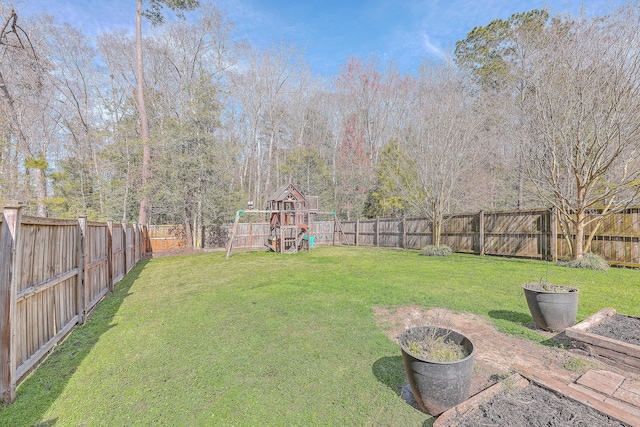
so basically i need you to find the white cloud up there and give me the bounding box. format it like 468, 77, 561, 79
422, 33, 446, 59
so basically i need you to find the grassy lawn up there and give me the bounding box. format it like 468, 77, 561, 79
1, 246, 638, 426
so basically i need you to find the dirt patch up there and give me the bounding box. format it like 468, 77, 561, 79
456, 382, 628, 426
373, 306, 610, 395
588, 314, 640, 346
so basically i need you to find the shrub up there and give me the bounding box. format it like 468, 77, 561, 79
420, 244, 452, 257
559, 252, 609, 271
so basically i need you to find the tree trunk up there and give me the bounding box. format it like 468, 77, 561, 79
573, 211, 585, 260
518, 159, 524, 210
433, 217, 441, 247
136, 0, 151, 225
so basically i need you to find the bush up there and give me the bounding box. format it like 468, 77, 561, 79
559, 252, 609, 271
420, 244, 453, 257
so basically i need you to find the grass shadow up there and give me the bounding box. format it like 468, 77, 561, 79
488, 309, 531, 326
0, 260, 148, 426
372, 356, 406, 396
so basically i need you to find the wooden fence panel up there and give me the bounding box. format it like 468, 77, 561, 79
404, 217, 431, 249
111, 224, 125, 284
134, 225, 141, 263
230, 223, 271, 250
309, 221, 334, 246
13, 217, 79, 385
555, 208, 640, 265
378, 218, 403, 248
147, 225, 187, 252
584, 209, 640, 266
0, 205, 148, 404
125, 224, 135, 273
441, 214, 477, 253
337, 221, 357, 245
85, 222, 110, 313
483, 210, 551, 259
357, 220, 376, 246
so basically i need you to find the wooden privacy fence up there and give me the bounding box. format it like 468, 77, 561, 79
147, 224, 189, 252
0, 204, 149, 403
338, 208, 640, 267
219, 207, 640, 267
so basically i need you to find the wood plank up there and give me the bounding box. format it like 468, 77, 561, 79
0, 205, 23, 403
613, 386, 640, 410
621, 378, 640, 395
569, 329, 640, 360
576, 369, 625, 396
567, 308, 617, 332
569, 382, 607, 401
15, 315, 79, 382
21, 216, 77, 226
15, 269, 79, 303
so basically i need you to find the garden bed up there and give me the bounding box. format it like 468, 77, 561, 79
566, 308, 640, 372
435, 369, 635, 427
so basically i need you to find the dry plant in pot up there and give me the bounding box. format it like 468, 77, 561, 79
522, 282, 579, 332
397, 309, 475, 416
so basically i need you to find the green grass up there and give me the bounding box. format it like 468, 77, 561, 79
1, 247, 638, 426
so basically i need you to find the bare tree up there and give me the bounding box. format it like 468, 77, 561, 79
519, 5, 640, 259
0, 6, 50, 216
229, 43, 306, 206
387, 63, 481, 246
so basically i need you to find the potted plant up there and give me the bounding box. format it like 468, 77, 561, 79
398, 324, 475, 416
522, 282, 579, 332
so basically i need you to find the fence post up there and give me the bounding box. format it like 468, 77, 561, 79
551, 207, 558, 262
133, 223, 139, 263
77, 215, 87, 324
106, 220, 114, 292
0, 203, 23, 404
355, 219, 359, 246
376, 217, 380, 247
144, 223, 150, 257
479, 211, 485, 256
122, 222, 128, 273
402, 217, 406, 249
332, 216, 336, 246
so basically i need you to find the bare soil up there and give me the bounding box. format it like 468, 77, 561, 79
456, 382, 628, 426
588, 314, 640, 346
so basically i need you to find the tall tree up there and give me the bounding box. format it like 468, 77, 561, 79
135, 0, 199, 224
454, 9, 549, 91
517, 5, 640, 259
455, 9, 550, 210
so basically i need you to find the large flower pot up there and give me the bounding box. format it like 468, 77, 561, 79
398, 326, 475, 416
522, 283, 578, 332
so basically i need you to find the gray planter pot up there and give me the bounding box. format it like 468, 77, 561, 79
398, 326, 475, 416
522, 283, 579, 332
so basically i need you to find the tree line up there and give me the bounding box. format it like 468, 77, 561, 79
1, 1, 639, 259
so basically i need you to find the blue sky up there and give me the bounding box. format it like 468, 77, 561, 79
21, 0, 623, 76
